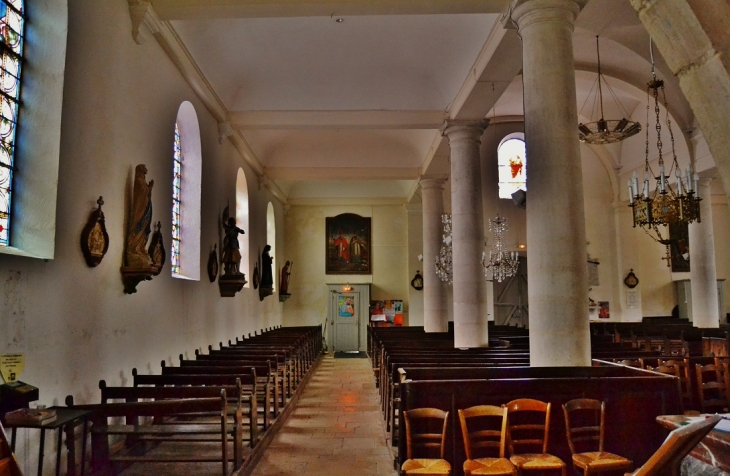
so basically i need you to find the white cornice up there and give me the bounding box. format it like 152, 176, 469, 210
229, 110, 447, 130
288, 197, 407, 207
265, 167, 420, 181
127, 1, 281, 201
151, 0, 510, 21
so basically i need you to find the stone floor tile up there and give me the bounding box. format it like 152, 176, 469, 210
250, 354, 397, 476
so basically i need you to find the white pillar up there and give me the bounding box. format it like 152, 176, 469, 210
512, 0, 591, 366
420, 178, 449, 333
443, 119, 489, 348
690, 178, 719, 328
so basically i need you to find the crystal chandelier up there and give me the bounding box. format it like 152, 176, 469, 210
434, 214, 452, 284
578, 36, 641, 145
628, 40, 701, 265
482, 215, 519, 283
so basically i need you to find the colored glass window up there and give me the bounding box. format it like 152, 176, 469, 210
498, 137, 526, 199
0, 0, 24, 246
171, 123, 181, 274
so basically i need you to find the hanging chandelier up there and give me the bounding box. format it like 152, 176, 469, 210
434, 214, 452, 284
628, 40, 701, 265
578, 36, 641, 145
482, 215, 519, 283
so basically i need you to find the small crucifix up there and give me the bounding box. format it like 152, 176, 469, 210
661, 245, 672, 268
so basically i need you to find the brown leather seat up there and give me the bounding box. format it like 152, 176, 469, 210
458, 405, 517, 476
401, 408, 451, 476
562, 398, 632, 475
505, 398, 566, 476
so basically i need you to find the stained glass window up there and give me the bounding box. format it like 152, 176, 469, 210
498, 135, 527, 199
171, 123, 182, 274
0, 0, 24, 246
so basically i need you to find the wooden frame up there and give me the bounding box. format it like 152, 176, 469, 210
325, 213, 371, 275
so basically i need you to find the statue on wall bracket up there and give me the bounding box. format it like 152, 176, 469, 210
259, 244, 274, 301
279, 260, 292, 302
80, 196, 109, 267
148, 221, 165, 275
219, 205, 247, 297
121, 164, 159, 293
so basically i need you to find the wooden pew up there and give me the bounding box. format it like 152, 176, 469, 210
71, 392, 234, 476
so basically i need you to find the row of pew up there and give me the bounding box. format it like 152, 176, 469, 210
368, 325, 684, 476
65, 325, 323, 476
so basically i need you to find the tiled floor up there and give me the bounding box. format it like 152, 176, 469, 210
251, 354, 398, 476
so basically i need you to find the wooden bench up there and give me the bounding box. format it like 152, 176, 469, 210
72, 391, 235, 476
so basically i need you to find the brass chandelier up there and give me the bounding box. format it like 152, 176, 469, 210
578, 36, 641, 145
628, 40, 701, 265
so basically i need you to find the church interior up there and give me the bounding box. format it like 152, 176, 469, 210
2, 0, 730, 475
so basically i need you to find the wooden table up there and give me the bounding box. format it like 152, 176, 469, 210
657, 414, 730, 473
6, 407, 92, 476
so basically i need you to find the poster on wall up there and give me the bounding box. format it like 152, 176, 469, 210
598, 301, 610, 319
338, 295, 355, 318
326, 213, 371, 275
371, 300, 403, 326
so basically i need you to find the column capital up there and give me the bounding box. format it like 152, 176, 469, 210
419, 175, 448, 191
441, 119, 489, 143
510, 0, 587, 30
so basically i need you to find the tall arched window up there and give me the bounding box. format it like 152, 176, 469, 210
0, 0, 24, 246
236, 168, 250, 286
266, 202, 276, 292
171, 102, 201, 280
498, 133, 526, 199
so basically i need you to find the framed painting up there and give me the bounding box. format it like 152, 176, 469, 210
326, 213, 371, 274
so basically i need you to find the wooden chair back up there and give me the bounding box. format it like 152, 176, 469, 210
458, 405, 508, 460
661, 359, 692, 406
630, 415, 720, 475
562, 398, 603, 455
403, 407, 449, 460
695, 362, 730, 413
505, 398, 550, 455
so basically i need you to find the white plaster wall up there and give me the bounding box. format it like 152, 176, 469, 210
282, 204, 409, 328
0, 1, 284, 470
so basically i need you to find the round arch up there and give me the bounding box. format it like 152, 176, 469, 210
236, 168, 250, 286
171, 101, 201, 280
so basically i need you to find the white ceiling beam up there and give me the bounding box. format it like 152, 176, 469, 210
152, 0, 510, 20
265, 167, 420, 180
229, 110, 447, 130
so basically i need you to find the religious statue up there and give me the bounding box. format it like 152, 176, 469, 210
125, 164, 154, 268
222, 216, 245, 276
147, 221, 165, 275
218, 205, 247, 297
259, 244, 274, 300
121, 164, 159, 293
280, 261, 292, 295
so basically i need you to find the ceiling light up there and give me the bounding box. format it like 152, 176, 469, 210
335, 18, 344, 23
578, 36, 641, 145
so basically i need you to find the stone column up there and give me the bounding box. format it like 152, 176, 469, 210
690, 178, 719, 328
512, 0, 591, 366
420, 177, 449, 333
443, 120, 489, 348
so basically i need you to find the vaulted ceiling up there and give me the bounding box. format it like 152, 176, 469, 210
142, 0, 694, 203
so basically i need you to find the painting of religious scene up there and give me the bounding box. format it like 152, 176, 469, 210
669, 220, 690, 272
326, 213, 371, 274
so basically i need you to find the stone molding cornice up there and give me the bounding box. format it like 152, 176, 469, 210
442, 119, 490, 143
419, 176, 448, 191
510, 0, 587, 30
126, 0, 285, 204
